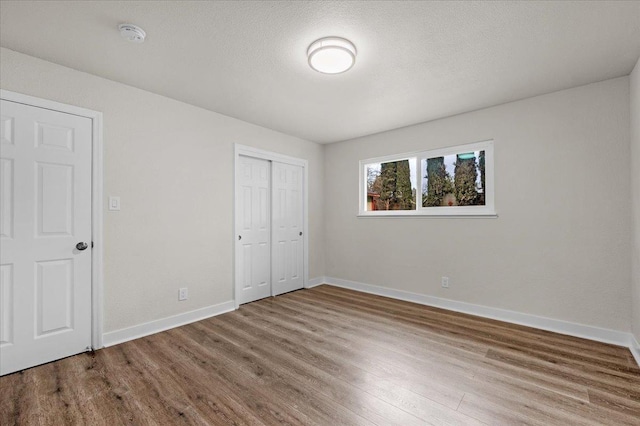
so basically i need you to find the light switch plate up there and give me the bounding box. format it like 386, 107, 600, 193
108, 196, 121, 211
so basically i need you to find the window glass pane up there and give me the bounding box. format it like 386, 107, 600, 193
366, 158, 416, 211
421, 150, 485, 207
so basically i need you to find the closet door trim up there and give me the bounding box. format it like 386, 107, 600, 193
233, 144, 308, 309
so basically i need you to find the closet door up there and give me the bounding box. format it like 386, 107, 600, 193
271, 162, 304, 296
236, 156, 271, 304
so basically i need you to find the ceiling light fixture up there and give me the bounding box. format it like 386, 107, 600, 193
118, 24, 146, 43
307, 37, 357, 74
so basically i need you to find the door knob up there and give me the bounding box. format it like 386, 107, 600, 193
76, 242, 88, 251
299, 232, 303, 236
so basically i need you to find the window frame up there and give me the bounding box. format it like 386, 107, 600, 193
358, 140, 496, 217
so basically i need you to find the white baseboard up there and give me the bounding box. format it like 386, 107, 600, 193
321, 276, 634, 349
630, 334, 640, 367
102, 301, 236, 347
100, 279, 640, 366
306, 276, 326, 289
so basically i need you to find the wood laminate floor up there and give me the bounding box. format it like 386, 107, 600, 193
1, 285, 639, 425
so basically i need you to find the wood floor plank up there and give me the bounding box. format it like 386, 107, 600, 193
144, 353, 268, 426
302, 287, 640, 388
485, 348, 640, 400
205, 312, 468, 425
181, 318, 428, 426
311, 285, 635, 370
244, 293, 627, 425
178, 327, 375, 426
239, 298, 473, 407
137, 331, 317, 426
315, 284, 632, 361
1, 285, 639, 425
588, 389, 640, 418
213, 305, 483, 424
287, 289, 592, 401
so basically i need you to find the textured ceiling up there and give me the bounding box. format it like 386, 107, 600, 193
1, 1, 639, 143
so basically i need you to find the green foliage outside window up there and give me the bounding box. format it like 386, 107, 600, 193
454, 154, 479, 206
422, 151, 485, 207
370, 159, 415, 210
362, 142, 493, 215
423, 157, 454, 207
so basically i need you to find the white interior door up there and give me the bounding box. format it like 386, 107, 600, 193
236, 156, 271, 304
272, 162, 304, 296
0, 100, 92, 376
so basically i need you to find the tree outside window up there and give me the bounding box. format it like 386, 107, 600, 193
361, 140, 494, 216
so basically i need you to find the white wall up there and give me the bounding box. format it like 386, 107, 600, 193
0, 47, 325, 333
1, 45, 635, 341
324, 77, 632, 332
631, 57, 640, 341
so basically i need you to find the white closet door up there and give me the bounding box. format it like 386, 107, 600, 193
236, 156, 271, 304
271, 162, 304, 296
0, 100, 92, 376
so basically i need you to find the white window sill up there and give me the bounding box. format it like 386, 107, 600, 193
357, 212, 498, 218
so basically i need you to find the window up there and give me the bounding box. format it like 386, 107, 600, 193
359, 140, 495, 216
365, 158, 417, 211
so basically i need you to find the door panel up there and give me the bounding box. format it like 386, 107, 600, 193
236, 156, 271, 304
291, 239, 300, 280
0, 158, 13, 238
35, 121, 75, 151
36, 259, 74, 336
37, 163, 74, 235
0, 264, 13, 346
272, 162, 304, 296
0, 99, 92, 375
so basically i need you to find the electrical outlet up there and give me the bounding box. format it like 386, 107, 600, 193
441, 277, 450, 288
179, 288, 188, 301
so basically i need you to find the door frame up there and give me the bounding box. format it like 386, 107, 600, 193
233, 144, 308, 309
1, 89, 104, 349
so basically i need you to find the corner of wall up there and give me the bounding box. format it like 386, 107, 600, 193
631, 56, 640, 346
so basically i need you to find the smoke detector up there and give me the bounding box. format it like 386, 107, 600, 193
118, 24, 146, 43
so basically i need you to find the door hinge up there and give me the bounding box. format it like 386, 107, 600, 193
91, 241, 94, 248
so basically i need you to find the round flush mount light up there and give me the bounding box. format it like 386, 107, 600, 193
307, 37, 357, 74
118, 24, 146, 43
